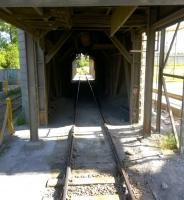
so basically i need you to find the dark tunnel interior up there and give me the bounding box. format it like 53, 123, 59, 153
46, 30, 133, 123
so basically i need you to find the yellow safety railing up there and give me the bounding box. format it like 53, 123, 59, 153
0, 98, 14, 146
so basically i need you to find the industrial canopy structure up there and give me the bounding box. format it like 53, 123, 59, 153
0, 1, 184, 151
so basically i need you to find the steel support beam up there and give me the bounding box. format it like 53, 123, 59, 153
25, 33, 39, 141
110, 6, 137, 37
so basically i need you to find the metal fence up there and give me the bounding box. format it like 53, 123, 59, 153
0, 69, 20, 84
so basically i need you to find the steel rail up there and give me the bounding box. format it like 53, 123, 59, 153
61, 77, 81, 200
85, 74, 136, 200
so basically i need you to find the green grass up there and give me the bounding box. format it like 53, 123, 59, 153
15, 112, 26, 126
159, 133, 177, 150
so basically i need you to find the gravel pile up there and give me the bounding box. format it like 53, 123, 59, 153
67, 183, 126, 199
72, 172, 114, 179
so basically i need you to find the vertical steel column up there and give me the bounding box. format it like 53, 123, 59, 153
156, 29, 165, 132
25, 33, 39, 141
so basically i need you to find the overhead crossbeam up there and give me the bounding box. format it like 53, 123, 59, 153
0, 9, 36, 36
107, 34, 132, 64
33, 7, 44, 16
1, 7, 12, 15
110, 6, 137, 37
45, 31, 72, 64
153, 8, 184, 30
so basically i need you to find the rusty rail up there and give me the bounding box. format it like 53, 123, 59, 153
86, 75, 136, 200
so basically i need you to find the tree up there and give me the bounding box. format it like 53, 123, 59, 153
0, 21, 19, 69
0, 21, 17, 44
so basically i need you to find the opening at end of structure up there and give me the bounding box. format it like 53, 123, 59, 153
72, 53, 95, 81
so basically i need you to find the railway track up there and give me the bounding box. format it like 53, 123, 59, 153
60, 76, 135, 200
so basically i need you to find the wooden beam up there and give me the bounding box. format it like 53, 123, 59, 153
153, 88, 182, 101
156, 29, 165, 133
163, 22, 180, 67
73, 14, 146, 29
156, 23, 180, 133
1, 7, 12, 15
110, 6, 137, 37
180, 80, 184, 153
143, 9, 156, 136
93, 44, 114, 49
45, 31, 72, 64
59, 47, 74, 63
107, 34, 132, 64
1, 0, 184, 6
163, 77, 179, 149
25, 33, 39, 141
106, 7, 112, 15
153, 8, 184, 30
33, 7, 44, 16
36, 43, 48, 126
163, 73, 184, 80
0, 10, 38, 37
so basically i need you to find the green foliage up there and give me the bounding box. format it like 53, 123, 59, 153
159, 133, 177, 150
0, 21, 17, 44
75, 54, 90, 75
0, 21, 19, 69
8, 87, 21, 97
16, 112, 26, 126
0, 49, 6, 68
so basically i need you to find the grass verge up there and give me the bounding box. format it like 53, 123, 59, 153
159, 133, 177, 150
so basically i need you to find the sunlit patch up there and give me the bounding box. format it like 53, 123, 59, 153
72, 53, 95, 81
74, 126, 102, 138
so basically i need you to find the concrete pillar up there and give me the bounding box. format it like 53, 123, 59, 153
25, 33, 39, 141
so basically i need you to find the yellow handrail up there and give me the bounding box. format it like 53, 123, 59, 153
0, 97, 14, 146
3, 80, 8, 96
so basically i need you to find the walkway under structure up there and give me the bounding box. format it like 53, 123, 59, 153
0, 3, 184, 151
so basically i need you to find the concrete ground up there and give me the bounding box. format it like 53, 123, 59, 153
0, 97, 184, 200
0, 98, 73, 200
109, 125, 184, 200
0, 126, 71, 200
